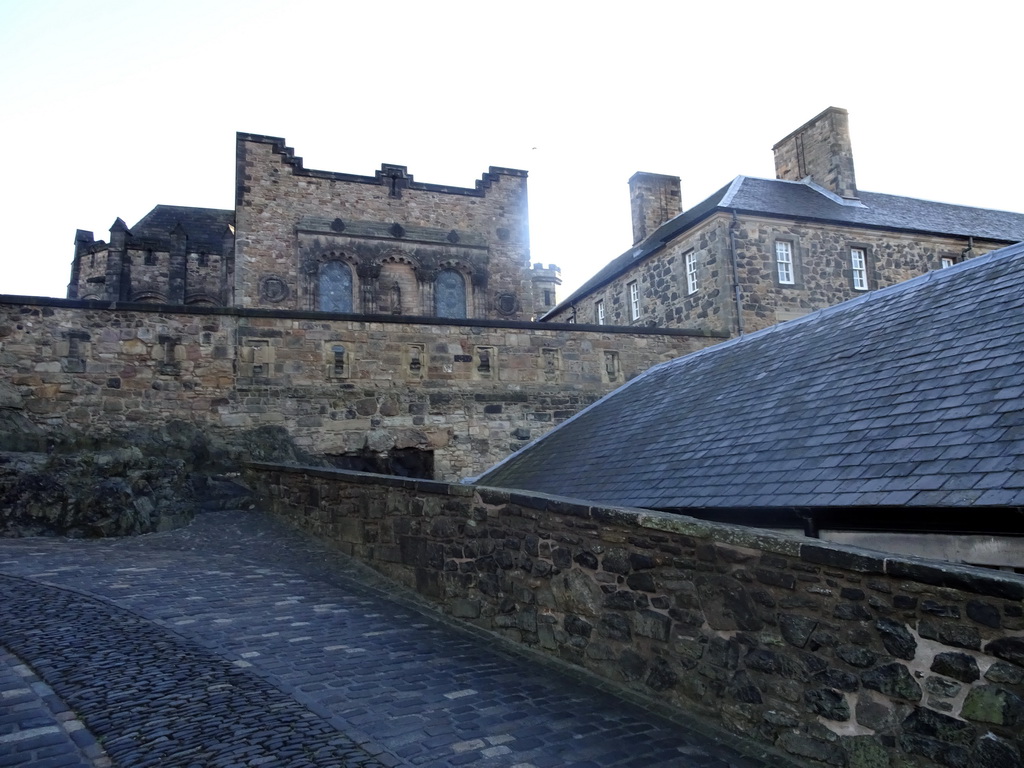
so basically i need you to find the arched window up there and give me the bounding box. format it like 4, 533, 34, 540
319, 261, 353, 313
435, 269, 466, 318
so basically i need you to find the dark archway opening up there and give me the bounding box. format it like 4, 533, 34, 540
324, 449, 434, 479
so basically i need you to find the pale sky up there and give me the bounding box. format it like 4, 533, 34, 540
1, 0, 1021, 300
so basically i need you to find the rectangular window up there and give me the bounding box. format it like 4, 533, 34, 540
941, 257, 956, 269
628, 281, 640, 321
685, 251, 698, 294
776, 242, 794, 285
596, 300, 605, 325
851, 247, 868, 291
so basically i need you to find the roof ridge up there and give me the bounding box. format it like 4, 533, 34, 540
718, 176, 746, 208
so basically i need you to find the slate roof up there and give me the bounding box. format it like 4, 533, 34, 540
130, 205, 234, 254
543, 177, 1024, 319
478, 241, 1024, 514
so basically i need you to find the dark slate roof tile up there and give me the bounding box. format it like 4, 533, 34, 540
478, 242, 1024, 516
130, 205, 234, 254
938, 490, 988, 506
910, 490, 958, 506
973, 489, 1023, 505
940, 475, 982, 491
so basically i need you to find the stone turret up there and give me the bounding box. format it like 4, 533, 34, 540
628, 172, 682, 246
67, 230, 95, 299
530, 263, 561, 317
773, 106, 858, 200
106, 218, 130, 302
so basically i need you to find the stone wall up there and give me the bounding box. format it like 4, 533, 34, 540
0, 296, 716, 480
548, 212, 1005, 336
249, 465, 1024, 768
235, 134, 536, 319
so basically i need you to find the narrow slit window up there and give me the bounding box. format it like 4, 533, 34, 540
332, 345, 346, 378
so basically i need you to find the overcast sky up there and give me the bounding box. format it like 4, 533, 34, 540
1, 0, 1021, 300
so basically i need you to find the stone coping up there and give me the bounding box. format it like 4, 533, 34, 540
246, 462, 1024, 602
0, 295, 729, 338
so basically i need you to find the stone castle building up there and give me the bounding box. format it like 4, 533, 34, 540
18, 133, 711, 481
544, 107, 1024, 334
36, 110, 1024, 482
69, 133, 561, 321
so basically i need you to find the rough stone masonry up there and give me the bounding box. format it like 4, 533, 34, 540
250, 465, 1024, 768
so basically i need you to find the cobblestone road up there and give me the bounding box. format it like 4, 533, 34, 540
0, 510, 795, 768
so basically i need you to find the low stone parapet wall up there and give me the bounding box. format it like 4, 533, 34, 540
247, 463, 1024, 768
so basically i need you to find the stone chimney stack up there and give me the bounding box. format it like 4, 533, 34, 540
628, 172, 682, 246
773, 107, 858, 199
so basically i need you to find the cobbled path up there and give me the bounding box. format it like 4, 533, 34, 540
0, 510, 795, 768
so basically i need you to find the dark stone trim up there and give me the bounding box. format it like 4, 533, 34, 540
885, 559, 1024, 601
800, 543, 886, 574
0, 294, 726, 339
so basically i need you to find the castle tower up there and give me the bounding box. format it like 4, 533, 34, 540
530, 263, 561, 318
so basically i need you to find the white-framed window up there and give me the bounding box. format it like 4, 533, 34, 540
685, 251, 698, 294
775, 241, 794, 285
851, 247, 868, 291
628, 281, 640, 321
941, 256, 956, 269
596, 300, 605, 325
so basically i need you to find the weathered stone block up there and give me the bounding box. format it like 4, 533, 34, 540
972, 734, 1023, 768
861, 663, 922, 702
961, 686, 1024, 726
842, 735, 890, 768
450, 599, 481, 619
967, 600, 1002, 629
919, 619, 981, 651
805, 688, 850, 721
778, 732, 846, 766
837, 644, 878, 668
985, 662, 1024, 685
926, 676, 963, 699
986, 637, 1024, 667
632, 610, 671, 642
931, 652, 980, 683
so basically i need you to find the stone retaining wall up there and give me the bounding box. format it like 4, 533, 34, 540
0, 297, 716, 479
248, 464, 1024, 768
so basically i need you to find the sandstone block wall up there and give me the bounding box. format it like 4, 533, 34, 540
235, 135, 535, 319
548, 212, 1004, 336
0, 297, 716, 479
250, 465, 1024, 768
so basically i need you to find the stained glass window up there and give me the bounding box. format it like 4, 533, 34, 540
435, 269, 466, 318
319, 261, 352, 313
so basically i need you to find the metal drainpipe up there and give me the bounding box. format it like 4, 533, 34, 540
799, 511, 820, 538
728, 212, 745, 337
962, 236, 974, 261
